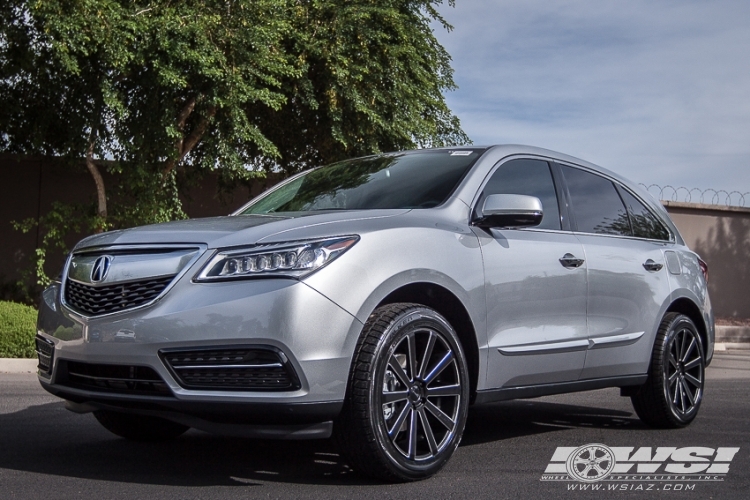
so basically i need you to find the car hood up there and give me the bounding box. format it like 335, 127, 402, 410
73, 210, 411, 251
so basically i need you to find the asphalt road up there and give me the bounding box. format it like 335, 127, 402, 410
1, 352, 749, 499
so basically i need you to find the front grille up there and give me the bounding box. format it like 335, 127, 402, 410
161, 347, 300, 391
60, 361, 172, 396
35, 336, 55, 375
64, 275, 175, 316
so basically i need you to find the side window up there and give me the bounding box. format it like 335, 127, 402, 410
618, 187, 670, 241
478, 159, 561, 230
561, 166, 631, 236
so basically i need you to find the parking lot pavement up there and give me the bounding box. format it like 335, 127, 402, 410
1, 351, 748, 499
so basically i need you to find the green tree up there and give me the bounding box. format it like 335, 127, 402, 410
0, 0, 468, 287
251, 0, 469, 174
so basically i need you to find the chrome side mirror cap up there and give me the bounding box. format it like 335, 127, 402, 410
474, 194, 544, 229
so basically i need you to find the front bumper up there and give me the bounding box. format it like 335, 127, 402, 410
36, 272, 363, 431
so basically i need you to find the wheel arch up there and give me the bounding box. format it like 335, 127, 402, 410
665, 297, 709, 357
376, 282, 481, 403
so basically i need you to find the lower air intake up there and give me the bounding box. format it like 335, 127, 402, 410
61, 361, 173, 396
35, 336, 55, 375
160, 347, 300, 391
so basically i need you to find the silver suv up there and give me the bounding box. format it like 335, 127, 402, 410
36, 145, 714, 482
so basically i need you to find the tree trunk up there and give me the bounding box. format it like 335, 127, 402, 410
85, 138, 107, 232
163, 96, 216, 180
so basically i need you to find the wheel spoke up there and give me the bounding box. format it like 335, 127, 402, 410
418, 408, 439, 455
419, 331, 436, 380
678, 331, 687, 360
425, 400, 455, 430
407, 333, 418, 382
382, 390, 409, 404
426, 383, 462, 398
668, 370, 679, 383
387, 402, 411, 438
683, 381, 696, 406
408, 408, 418, 459
679, 380, 687, 413
684, 372, 702, 388
388, 356, 411, 386
424, 351, 455, 385
681, 337, 696, 363
684, 356, 702, 370
672, 381, 680, 405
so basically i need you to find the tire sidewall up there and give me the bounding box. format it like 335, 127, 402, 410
368, 307, 470, 479
659, 315, 705, 425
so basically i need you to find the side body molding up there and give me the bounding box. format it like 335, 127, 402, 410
498, 331, 645, 356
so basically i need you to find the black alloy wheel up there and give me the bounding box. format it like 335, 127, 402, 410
631, 312, 705, 428
335, 303, 470, 482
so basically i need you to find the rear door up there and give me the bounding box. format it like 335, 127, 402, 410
557, 164, 672, 379
476, 158, 588, 389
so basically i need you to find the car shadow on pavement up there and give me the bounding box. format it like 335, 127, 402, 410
1, 397, 641, 487
462, 398, 642, 446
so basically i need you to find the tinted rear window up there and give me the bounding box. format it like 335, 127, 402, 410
561, 166, 630, 236
618, 187, 670, 240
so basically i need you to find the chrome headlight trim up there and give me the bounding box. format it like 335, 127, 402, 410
194, 235, 360, 282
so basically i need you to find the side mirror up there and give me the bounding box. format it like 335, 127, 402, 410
473, 194, 543, 229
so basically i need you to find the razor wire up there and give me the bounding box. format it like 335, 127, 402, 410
640, 184, 749, 207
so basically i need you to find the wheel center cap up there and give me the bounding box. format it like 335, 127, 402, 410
408, 385, 423, 404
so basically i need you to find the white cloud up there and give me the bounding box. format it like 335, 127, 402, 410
435, 0, 750, 194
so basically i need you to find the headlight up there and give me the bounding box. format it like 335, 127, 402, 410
195, 235, 359, 281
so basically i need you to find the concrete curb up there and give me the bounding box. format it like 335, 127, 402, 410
715, 325, 750, 343
714, 343, 750, 351
0, 359, 38, 374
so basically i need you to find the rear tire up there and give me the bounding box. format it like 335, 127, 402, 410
94, 410, 189, 441
334, 303, 470, 482
631, 313, 705, 428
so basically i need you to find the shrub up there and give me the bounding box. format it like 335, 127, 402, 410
0, 301, 38, 358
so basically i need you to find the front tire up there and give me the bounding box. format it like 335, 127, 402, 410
335, 303, 470, 482
631, 313, 705, 428
94, 410, 189, 441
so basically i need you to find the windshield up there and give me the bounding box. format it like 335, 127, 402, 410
241, 149, 485, 214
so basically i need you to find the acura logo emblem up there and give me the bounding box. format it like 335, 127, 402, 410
90, 255, 113, 283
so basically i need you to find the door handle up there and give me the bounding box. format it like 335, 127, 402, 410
643, 259, 663, 272
559, 253, 585, 268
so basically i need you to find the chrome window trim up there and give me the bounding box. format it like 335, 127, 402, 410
569, 230, 676, 245
60, 243, 207, 320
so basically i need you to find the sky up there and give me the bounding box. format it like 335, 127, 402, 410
433, 0, 750, 201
